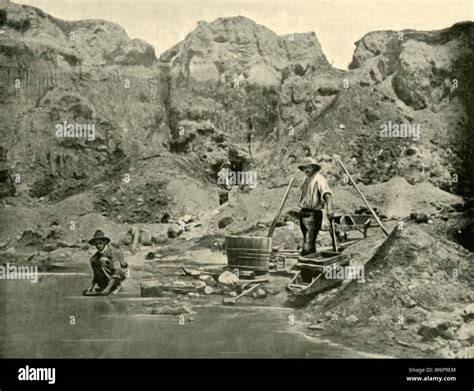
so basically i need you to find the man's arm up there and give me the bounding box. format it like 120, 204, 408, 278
83, 255, 97, 295
317, 174, 334, 220
324, 193, 334, 221
100, 248, 124, 295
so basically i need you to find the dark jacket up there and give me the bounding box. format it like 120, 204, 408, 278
90, 246, 128, 282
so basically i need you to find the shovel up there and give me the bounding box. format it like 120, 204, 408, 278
222, 283, 261, 306
267, 177, 295, 238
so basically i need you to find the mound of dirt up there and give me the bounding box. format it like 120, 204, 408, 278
357, 177, 463, 219
0, 193, 125, 248
307, 224, 473, 357
196, 174, 463, 240
0, 203, 37, 237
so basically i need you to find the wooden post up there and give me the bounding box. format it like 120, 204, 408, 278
336, 159, 389, 236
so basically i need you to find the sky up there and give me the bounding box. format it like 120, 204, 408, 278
14, 0, 474, 69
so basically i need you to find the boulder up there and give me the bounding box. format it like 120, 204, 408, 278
41, 243, 58, 252
457, 323, 474, 342
167, 224, 184, 238
152, 234, 168, 245
400, 296, 417, 308
180, 215, 194, 224
161, 213, 171, 223
194, 280, 207, 293
406, 146, 419, 156
204, 286, 214, 295
418, 313, 462, 341
461, 304, 474, 321
121, 237, 132, 246
218, 217, 234, 229
139, 229, 152, 246
151, 305, 192, 316
252, 288, 268, 299
415, 213, 429, 223
265, 286, 280, 296
345, 314, 360, 325
218, 271, 239, 287
199, 274, 217, 287
140, 281, 164, 297
317, 86, 339, 96
410, 212, 429, 223
145, 252, 155, 260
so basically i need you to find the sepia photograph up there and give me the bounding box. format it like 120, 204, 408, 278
0, 0, 473, 385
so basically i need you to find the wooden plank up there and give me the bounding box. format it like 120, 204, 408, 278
268, 177, 295, 238
228, 265, 268, 272
298, 254, 348, 266
297, 258, 350, 273
226, 248, 272, 253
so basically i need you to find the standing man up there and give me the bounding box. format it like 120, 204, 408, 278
83, 230, 128, 296
246, 117, 254, 158
297, 157, 334, 256
217, 161, 232, 205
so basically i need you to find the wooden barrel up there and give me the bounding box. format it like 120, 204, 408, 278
224, 236, 272, 273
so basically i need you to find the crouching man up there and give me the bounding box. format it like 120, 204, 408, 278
83, 230, 128, 296
297, 157, 334, 256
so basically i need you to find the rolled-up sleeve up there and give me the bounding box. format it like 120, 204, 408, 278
317, 175, 332, 199
107, 248, 126, 279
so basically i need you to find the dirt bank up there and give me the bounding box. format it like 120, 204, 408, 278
300, 223, 473, 358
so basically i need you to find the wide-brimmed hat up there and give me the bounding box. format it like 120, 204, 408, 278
297, 157, 321, 171
89, 230, 111, 246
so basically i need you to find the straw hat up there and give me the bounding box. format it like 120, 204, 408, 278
297, 157, 321, 171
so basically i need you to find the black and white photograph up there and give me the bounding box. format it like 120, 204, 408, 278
0, 0, 473, 386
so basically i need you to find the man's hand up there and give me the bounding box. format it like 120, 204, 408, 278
83, 286, 93, 296
101, 278, 118, 296
83, 278, 96, 296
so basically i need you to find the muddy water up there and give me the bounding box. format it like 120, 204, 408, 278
0, 274, 366, 358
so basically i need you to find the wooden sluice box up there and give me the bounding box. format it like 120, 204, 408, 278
286, 251, 351, 297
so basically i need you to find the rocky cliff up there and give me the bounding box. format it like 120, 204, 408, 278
0, 2, 472, 214
0, 3, 165, 201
